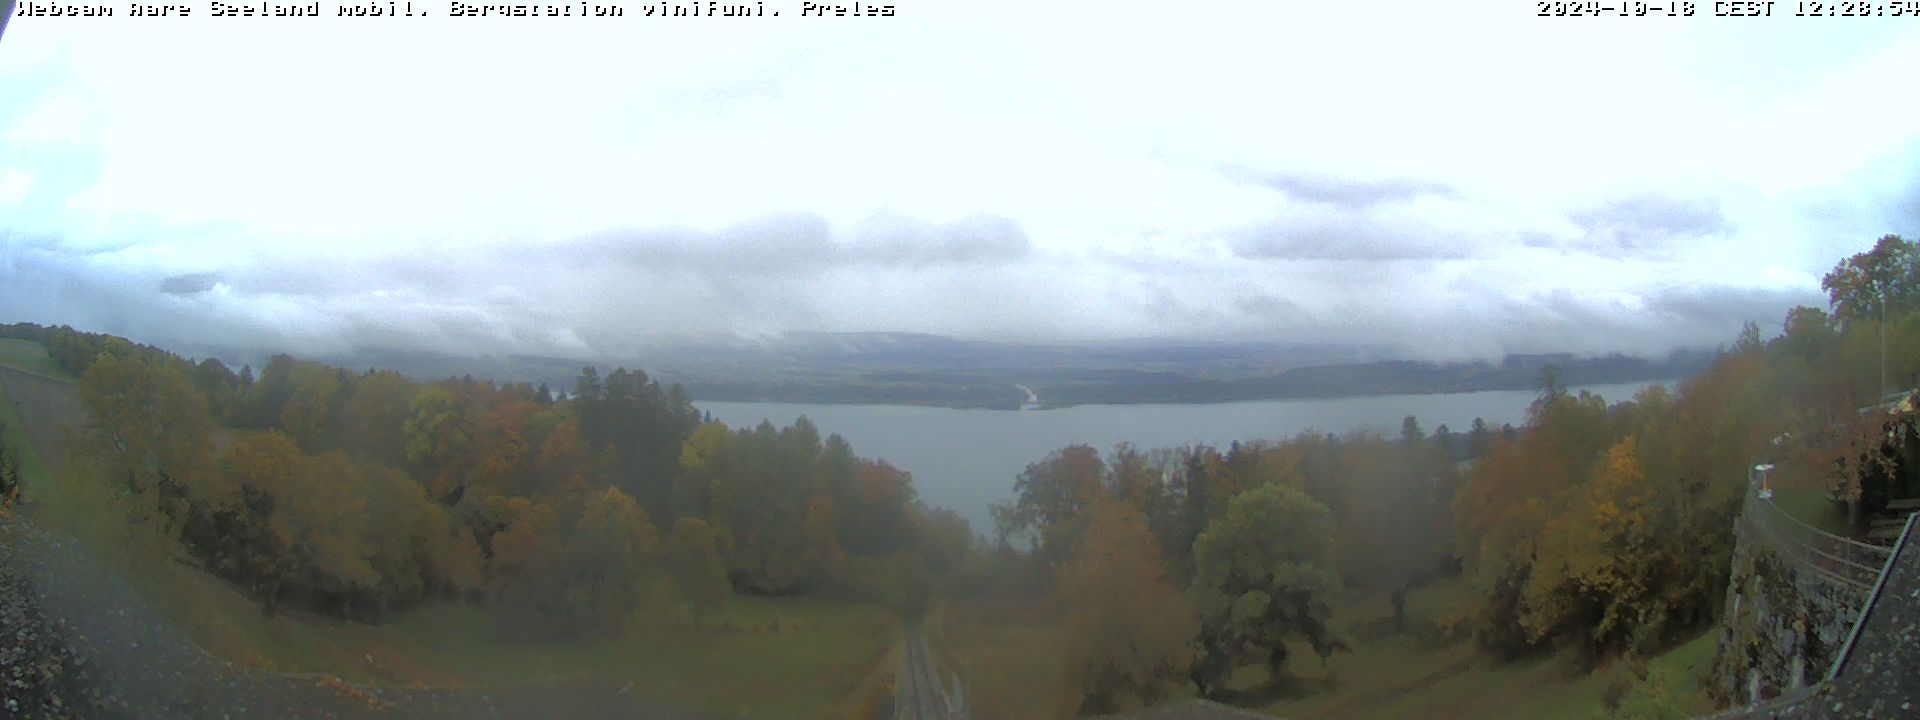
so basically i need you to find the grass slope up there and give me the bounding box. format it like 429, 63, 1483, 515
946, 577, 1723, 720
942, 598, 1075, 720
138, 556, 897, 718
99, 532, 897, 717
46, 463, 900, 719
0, 338, 75, 381
0, 372, 53, 498
0, 340, 84, 490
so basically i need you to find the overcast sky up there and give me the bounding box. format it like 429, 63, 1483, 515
2, 2, 1917, 362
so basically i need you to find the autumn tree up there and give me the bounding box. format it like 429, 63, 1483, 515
278, 451, 380, 601
404, 385, 478, 503
1522, 437, 1677, 654
572, 367, 701, 520
1105, 442, 1159, 509
1058, 498, 1196, 714
1400, 415, 1424, 444
216, 431, 304, 596
1433, 423, 1461, 460
994, 444, 1106, 561
1159, 444, 1223, 581
1466, 417, 1493, 460
841, 459, 916, 557
358, 459, 483, 612
1821, 233, 1917, 329
1455, 389, 1618, 655
75, 354, 219, 536
487, 496, 565, 623
668, 517, 731, 620
800, 494, 845, 579
673, 418, 872, 595
674, 422, 735, 530
190, 357, 242, 422
1332, 431, 1456, 629
339, 370, 416, 467
814, 433, 859, 517
563, 486, 667, 633
471, 400, 542, 498
216, 435, 383, 615
1188, 483, 1344, 696
534, 414, 591, 499
1457, 355, 1777, 660
280, 366, 346, 453
237, 354, 298, 429
914, 506, 974, 578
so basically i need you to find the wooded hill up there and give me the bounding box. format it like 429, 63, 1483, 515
0, 321, 971, 634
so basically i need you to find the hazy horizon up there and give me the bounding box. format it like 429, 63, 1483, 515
3, 3, 1916, 364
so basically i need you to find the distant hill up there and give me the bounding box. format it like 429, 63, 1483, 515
269, 333, 1714, 410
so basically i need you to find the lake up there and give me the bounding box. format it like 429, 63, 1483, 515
697, 379, 1674, 537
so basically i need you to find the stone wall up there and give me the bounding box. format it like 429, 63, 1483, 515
1709, 539, 1858, 704
1698, 512, 1918, 719
1706, 492, 1881, 707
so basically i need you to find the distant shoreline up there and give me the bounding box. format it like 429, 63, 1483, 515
688, 375, 1686, 411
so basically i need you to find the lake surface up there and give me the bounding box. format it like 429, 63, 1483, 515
697, 379, 1674, 537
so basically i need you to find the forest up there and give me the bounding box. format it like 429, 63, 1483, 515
955, 234, 1920, 716
0, 320, 971, 637
0, 234, 1914, 718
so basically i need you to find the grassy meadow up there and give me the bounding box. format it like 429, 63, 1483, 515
0, 338, 75, 381
943, 576, 1723, 720
0, 371, 53, 498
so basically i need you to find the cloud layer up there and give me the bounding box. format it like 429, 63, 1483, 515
1, 3, 1916, 363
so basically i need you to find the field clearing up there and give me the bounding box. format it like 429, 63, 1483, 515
941, 597, 1077, 720
0, 340, 244, 460
0, 363, 85, 479
0, 338, 75, 381
66, 525, 900, 719
1261, 581, 1717, 720
0, 373, 55, 499
946, 578, 1723, 720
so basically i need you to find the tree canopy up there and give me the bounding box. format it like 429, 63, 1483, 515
1188, 482, 1344, 696
11, 322, 957, 632
1058, 497, 1196, 714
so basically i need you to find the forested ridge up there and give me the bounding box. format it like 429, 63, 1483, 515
0, 321, 970, 635
224, 334, 1709, 411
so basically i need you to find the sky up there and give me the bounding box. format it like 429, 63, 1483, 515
2, 1, 1917, 363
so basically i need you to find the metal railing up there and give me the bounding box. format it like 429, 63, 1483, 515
1824, 509, 1917, 681
1742, 480, 1891, 596
1695, 469, 1913, 718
